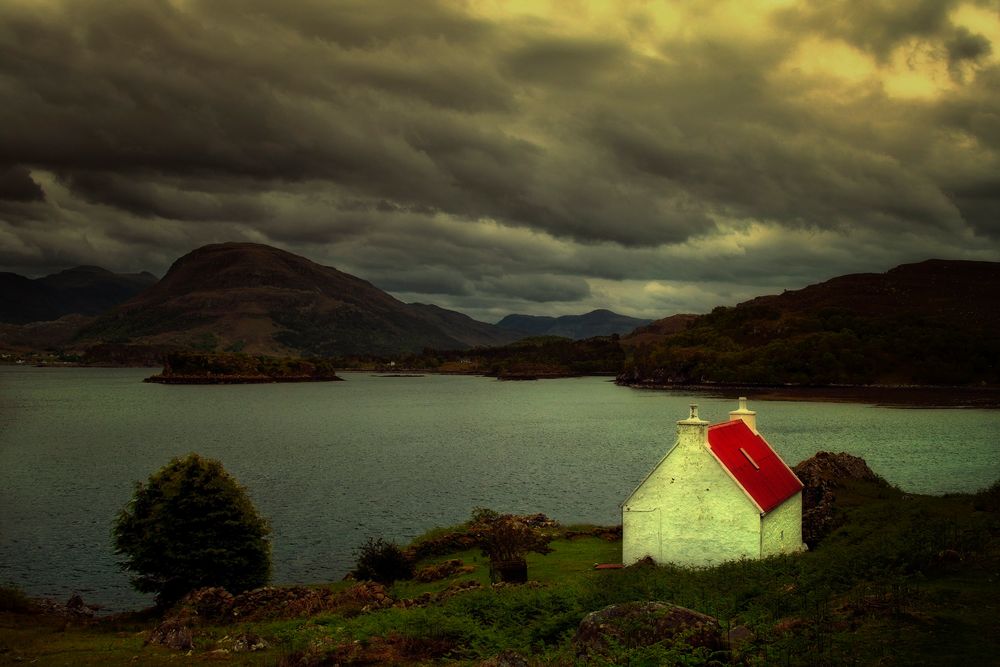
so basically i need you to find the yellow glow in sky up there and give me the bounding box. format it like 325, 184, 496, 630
469, 0, 996, 102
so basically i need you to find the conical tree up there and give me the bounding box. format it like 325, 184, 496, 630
113, 453, 271, 606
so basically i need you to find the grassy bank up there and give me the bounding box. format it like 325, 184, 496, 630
2, 480, 998, 665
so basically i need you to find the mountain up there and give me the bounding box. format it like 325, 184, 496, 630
620, 260, 1000, 387
406, 303, 521, 348
496, 309, 652, 340
622, 314, 699, 346
0, 266, 157, 324
78, 242, 520, 357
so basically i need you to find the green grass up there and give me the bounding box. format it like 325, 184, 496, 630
0, 612, 202, 667
2, 482, 997, 665
392, 548, 489, 598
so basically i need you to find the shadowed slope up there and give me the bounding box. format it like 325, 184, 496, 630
80, 243, 513, 356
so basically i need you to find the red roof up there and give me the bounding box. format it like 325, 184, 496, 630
707, 420, 803, 513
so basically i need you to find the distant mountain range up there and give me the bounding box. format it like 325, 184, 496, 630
5, 246, 995, 387
0, 266, 157, 324
496, 310, 652, 340
619, 259, 1000, 386
0, 244, 651, 360
77, 243, 523, 357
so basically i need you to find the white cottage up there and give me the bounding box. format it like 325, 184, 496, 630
622, 398, 806, 566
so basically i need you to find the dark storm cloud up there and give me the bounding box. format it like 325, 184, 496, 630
369, 267, 474, 297
0, 1, 510, 180
503, 36, 629, 86
1, 0, 999, 318
63, 172, 274, 222
778, 0, 996, 87
0, 166, 44, 202
947, 26, 993, 66
947, 177, 1000, 234
479, 273, 592, 303
202, 0, 492, 50
777, 0, 963, 61
0, 0, 725, 248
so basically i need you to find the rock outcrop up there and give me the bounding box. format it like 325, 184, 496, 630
413, 558, 475, 583
169, 582, 392, 627
574, 601, 723, 659
31, 593, 100, 620
147, 618, 194, 650
793, 451, 888, 547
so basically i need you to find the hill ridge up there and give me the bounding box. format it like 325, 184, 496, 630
497, 309, 652, 340
620, 259, 1000, 387
0, 266, 157, 324
79, 242, 521, 357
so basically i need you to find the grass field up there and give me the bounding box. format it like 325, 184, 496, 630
2, 480, 997, 665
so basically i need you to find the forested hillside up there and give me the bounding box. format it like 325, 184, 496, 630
620, 260, 1000, 386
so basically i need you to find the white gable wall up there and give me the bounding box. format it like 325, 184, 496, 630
760, 491, 805, 556
623, 422, 762, 566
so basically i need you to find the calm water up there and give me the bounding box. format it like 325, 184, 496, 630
1, 367, 998, 611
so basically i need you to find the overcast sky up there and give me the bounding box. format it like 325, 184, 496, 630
2, 0, 998, 322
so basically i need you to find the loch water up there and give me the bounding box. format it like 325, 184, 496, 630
1, 367, 998, 611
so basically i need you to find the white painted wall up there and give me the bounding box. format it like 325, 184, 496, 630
761, 491, 806, 556
623, 414, 762, 566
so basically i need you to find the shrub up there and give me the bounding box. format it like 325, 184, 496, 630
113, 453, 271, 606
0, 584, 32, 612
468, 508, 553, 582
351, 537, 414, 584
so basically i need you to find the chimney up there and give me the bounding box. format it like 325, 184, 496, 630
677, 403, 709, 448
729, 396, 757, 433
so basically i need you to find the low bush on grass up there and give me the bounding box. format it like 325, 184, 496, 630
351, 537, 414, 584
469, 508, 554, 583
0, 584, 32, 612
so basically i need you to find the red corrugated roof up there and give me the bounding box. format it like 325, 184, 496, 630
707, 420, 803, 513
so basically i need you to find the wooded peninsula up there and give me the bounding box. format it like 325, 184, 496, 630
144, 352, 343, 384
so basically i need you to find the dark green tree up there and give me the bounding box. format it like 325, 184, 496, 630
113, 453, 271, 606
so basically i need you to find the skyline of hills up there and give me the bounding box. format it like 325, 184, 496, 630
77, 242, 522, 357
1, 252, 651, 333
0, 265, 156, 325
620, 259, 1000, 387
496, 309, 652, 340
3, 246, 997, 389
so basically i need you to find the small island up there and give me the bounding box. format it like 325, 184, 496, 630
144, 352, 344, 384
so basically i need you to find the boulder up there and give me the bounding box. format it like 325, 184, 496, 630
64, 593, 97, 618
33, 594, 98, 620
727, 624, 754, 648
174, 587, 234, 623
794, 451, 884, 489
793, 451, 887, 547
220, 632, 268, 652
147, 618, 194, 650
574, 601, 722, 658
